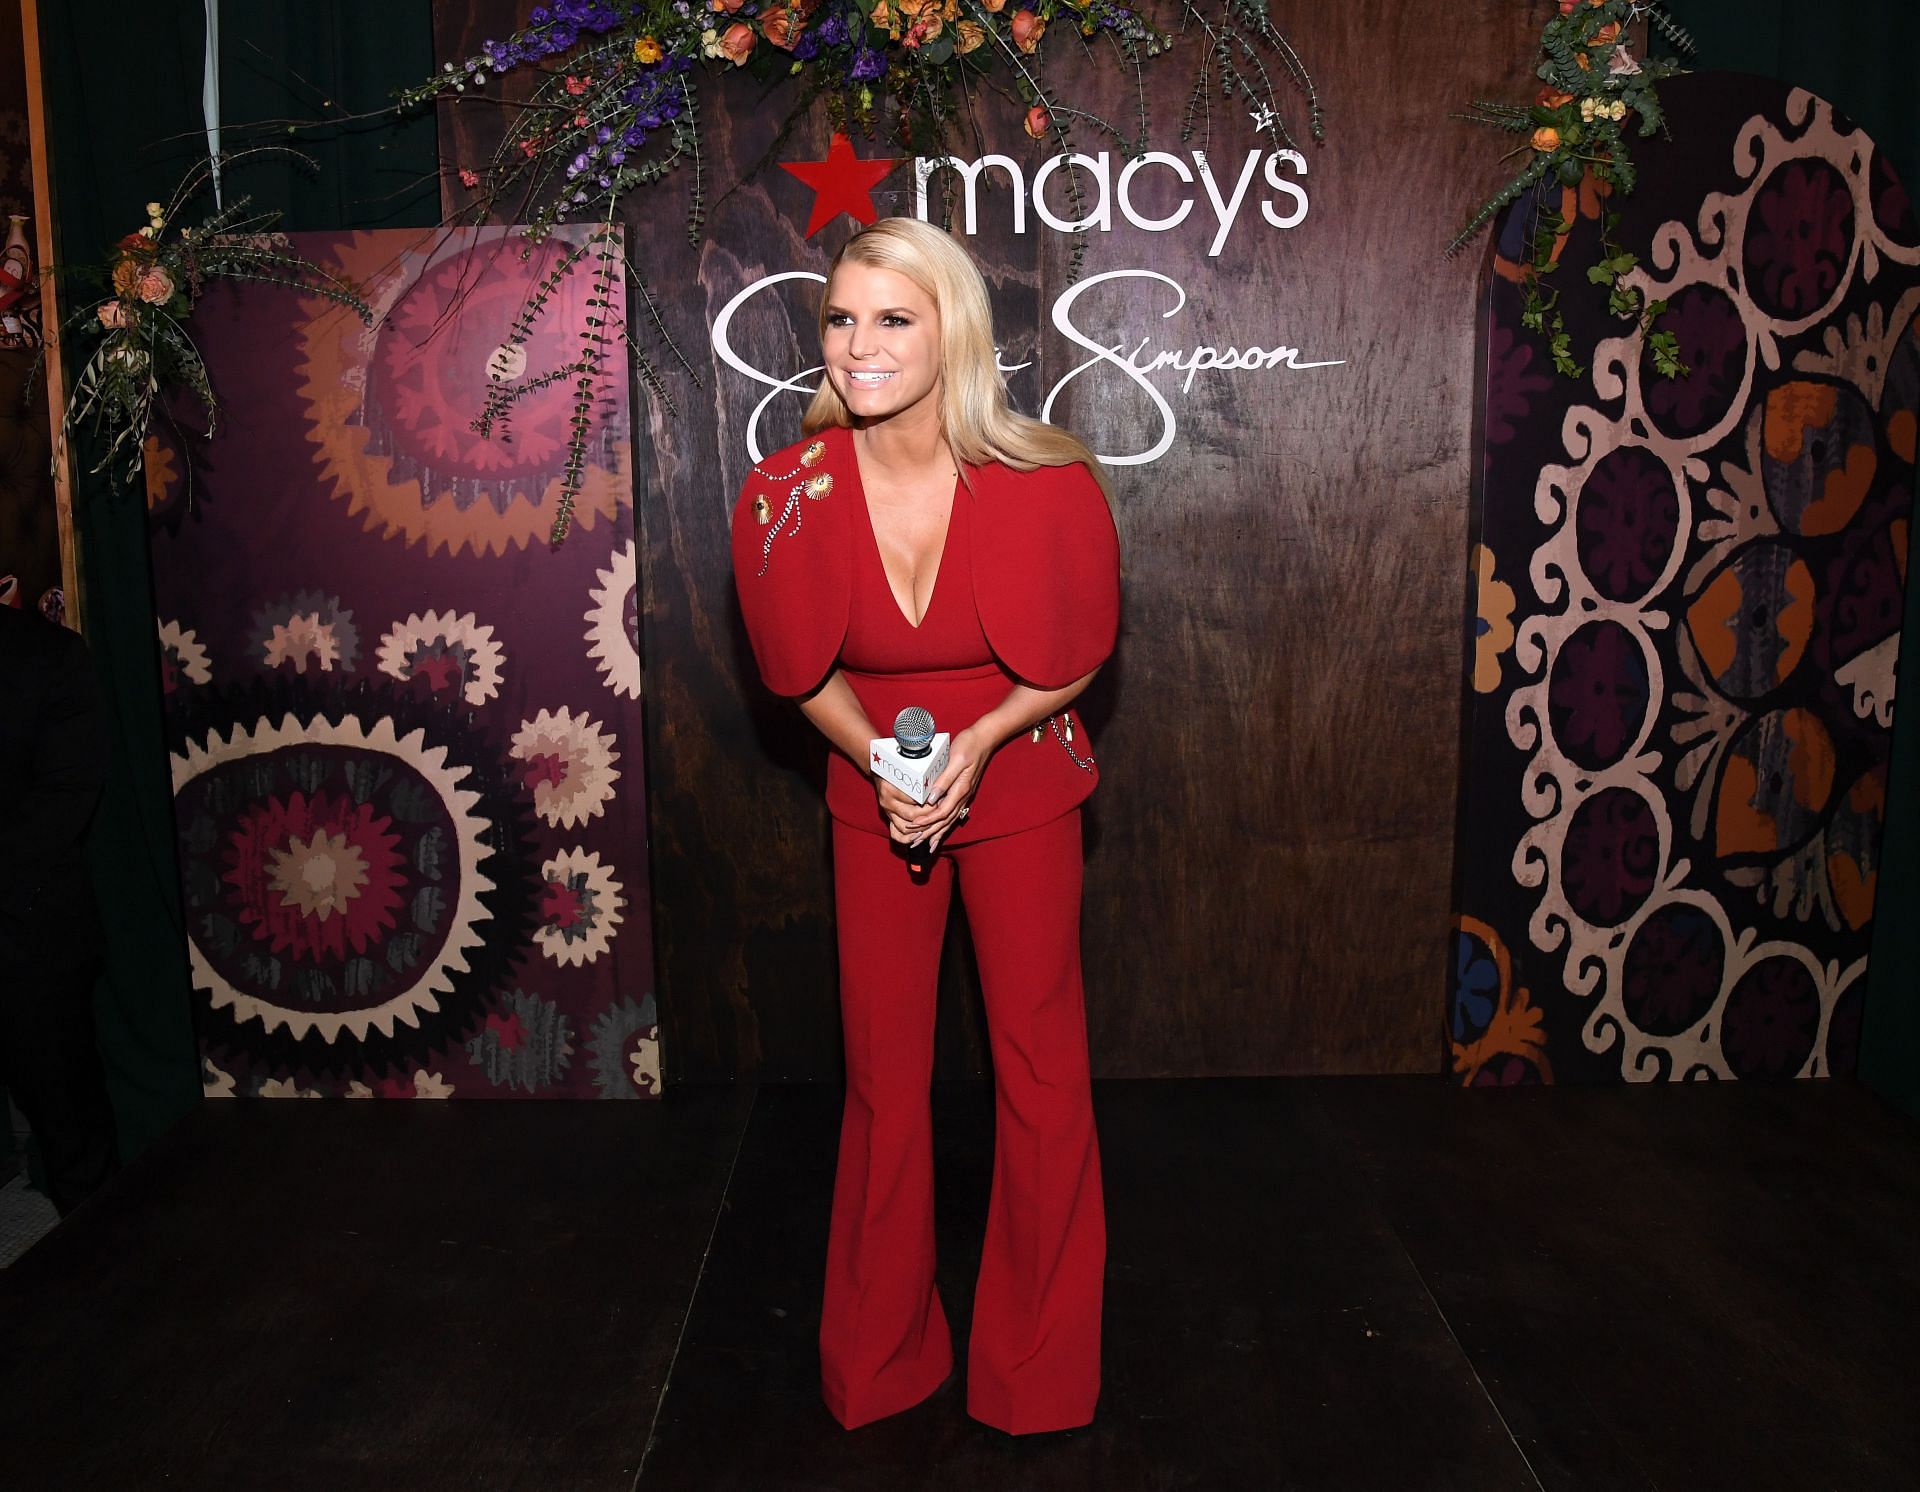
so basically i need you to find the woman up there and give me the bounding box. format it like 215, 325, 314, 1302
729, 216, 1120, 1436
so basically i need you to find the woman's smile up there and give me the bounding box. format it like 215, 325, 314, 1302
822, 263, 943, 421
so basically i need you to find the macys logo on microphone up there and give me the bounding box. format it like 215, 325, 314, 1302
912, 147, 1310, 258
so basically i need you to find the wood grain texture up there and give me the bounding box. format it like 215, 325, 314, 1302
434, 1, 1551, 1080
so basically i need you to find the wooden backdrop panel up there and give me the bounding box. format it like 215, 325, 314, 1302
436, 0, 1548, 1080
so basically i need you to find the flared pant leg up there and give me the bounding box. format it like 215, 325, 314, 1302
820, 819, 956, 1429
953, 810, 1105, 1434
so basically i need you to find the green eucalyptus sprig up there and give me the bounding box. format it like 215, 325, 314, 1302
1450, 0, 1693, 380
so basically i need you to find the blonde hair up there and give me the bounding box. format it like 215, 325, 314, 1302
801, 216, 1114, 504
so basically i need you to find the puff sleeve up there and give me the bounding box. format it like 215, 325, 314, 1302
970, 458, 1121, 689
728, 436, 852, 697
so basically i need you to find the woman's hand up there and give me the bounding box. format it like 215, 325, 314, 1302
881, 723, 993, 851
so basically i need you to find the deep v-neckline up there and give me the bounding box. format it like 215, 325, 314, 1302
849, 429, 960, 632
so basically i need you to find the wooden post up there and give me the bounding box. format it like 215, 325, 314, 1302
18, 0, 83, 632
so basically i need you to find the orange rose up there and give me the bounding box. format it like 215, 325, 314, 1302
111, 256, 144, 296
1531, 126, 1561, 152
718, 19, 755, 60
1535, 86, 1574, 108
981, 0, 1007, 13
1011, 9, 1045, 50
1591, 20, 1620, 43
98, 300, 130, 329
633, 34, 663, 62
1024, 105, 1051, 138
762, 6, 806, 47
896, 3, 941, 39
710, 0, 746, 13
953, 18, 986, 51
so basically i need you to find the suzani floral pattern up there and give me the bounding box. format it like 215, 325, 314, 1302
251, 591, 360, 675
535, 847, 626, 967
149, 227, 654, 1098
375, 610, 506, 706
156, 619, 212, 694
585, 539, 643, 699
1453, 78, 1918, 1085
1470, 545, 1517, 694
510, 707, 621, 828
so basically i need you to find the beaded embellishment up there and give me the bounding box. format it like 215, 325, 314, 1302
1034, 710, 1095, 773
752, 437, 832, 578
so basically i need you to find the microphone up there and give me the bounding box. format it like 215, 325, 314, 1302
870, 706, 951, 874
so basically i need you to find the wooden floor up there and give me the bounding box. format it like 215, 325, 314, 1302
1, 1077, 1915, 1490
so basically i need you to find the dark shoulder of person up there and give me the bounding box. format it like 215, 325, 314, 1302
0, 601, 93, 698
0, 603, 106, 791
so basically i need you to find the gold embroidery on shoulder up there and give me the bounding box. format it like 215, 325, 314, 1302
748, 443, 837, 577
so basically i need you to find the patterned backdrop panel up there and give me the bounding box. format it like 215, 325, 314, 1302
1455, 76, 1917, 1085
149, 227, 658, 1099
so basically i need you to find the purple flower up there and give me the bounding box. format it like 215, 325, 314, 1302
850, 46, 883, 80
817, 14, 847, 44
609, 148, 627, 165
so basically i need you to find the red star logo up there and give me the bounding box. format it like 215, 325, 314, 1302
780, 132, 907, 237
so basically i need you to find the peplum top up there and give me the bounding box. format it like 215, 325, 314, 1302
729, 421, 1120, 844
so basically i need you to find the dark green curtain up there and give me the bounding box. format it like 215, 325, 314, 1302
213, 0, 441, 230
41, 3, 214, 1163
36, 0, 438, 1160
1662, 2, 1920, 1120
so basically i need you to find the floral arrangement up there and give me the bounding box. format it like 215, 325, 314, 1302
409, 0, 1321, 253
1449, 0, 1695, 379
401, 0, 1324, 542
55, 152, 373, 490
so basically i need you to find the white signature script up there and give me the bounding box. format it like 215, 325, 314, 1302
711, 268, 1345, 467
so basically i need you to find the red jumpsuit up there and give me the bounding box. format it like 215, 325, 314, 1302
731, 423, 1120, 1435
